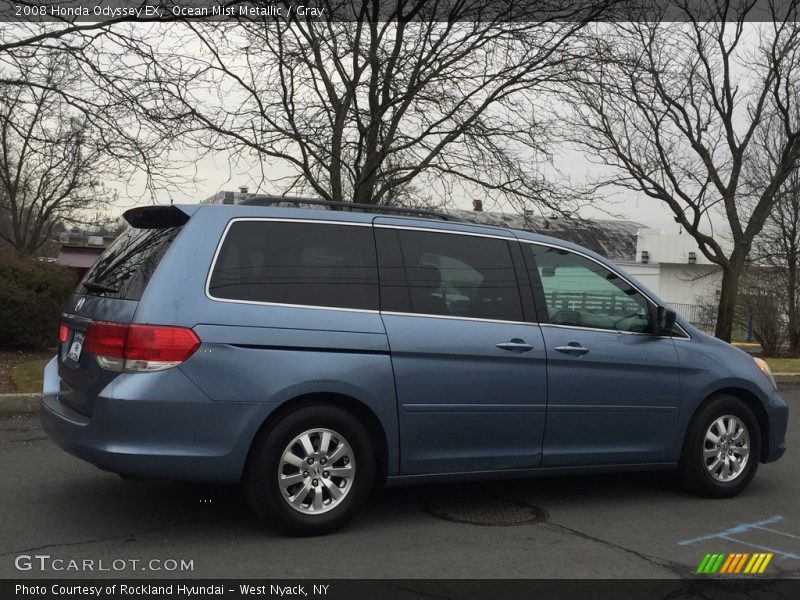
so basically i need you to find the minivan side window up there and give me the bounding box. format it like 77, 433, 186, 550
525, 244, 651, 333
208, 221, 379, 310
378, 228, 523, 322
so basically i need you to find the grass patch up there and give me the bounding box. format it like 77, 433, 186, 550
765, 357, 800, 373
732, 342, 760, 348
9, 358, 49, 393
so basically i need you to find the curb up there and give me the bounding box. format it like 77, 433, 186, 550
775, 373, 800, 384
0, 393, 40, 416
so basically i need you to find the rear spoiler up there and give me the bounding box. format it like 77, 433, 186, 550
122, 205, 194, 229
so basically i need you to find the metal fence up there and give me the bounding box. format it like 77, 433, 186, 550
666, 302, 707, 325
546, 291, 642, 316
666, 302, 751, 341
540, 297, 752, 341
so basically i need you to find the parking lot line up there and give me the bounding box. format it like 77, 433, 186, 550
678, 516, 800, 560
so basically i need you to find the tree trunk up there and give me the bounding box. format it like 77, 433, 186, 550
715, 265, 742, 342
353, 177, 378, 205
788, 261, 799, 355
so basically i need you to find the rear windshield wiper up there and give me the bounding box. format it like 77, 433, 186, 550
82, 280, 119, 294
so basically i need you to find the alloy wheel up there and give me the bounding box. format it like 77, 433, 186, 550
703, 415, 751, 482
278, 428, 356, 515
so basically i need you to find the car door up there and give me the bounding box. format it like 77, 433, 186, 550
521, 241, 682, 467
374, 220, 548, 474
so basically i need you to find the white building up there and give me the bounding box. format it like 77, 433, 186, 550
454, 209, 727, 327
202, 187, 253, 205
626, 229, 730, 324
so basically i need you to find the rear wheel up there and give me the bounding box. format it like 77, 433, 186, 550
678, 395, 761, 498
244, 405, 375, 536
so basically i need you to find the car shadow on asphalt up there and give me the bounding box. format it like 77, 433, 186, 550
40, 469, 687, 537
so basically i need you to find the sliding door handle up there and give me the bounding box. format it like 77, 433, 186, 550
555, 344, 589, 356
496, 339, 533, 352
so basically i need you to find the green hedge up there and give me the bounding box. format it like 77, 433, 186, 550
0, 252, 77, 350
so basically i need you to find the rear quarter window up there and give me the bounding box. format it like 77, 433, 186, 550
80, 226, 182, 300
208, 220, 379, 311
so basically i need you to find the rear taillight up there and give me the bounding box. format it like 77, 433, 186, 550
58, 324, 69, 344
84, 321, 200, 372
125, 324, 201, 370
83, 321, 127, 358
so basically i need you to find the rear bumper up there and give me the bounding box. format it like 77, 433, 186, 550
763, 388, 789, 463
40, 357, 274, 483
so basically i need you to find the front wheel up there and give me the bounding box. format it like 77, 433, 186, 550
678, 395, 761, 498
244, 405, 375, 536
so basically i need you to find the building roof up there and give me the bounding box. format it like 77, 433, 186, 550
56, 246, 103, 269
447, 209, 643, 262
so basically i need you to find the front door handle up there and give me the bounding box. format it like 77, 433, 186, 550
496, 338, 533, 352
555, 343, 589, 356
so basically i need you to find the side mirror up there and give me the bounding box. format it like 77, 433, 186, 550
541, 266, 556, 278
655, 306, 677, 335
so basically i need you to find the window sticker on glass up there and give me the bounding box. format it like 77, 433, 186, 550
67, 331, 84, 362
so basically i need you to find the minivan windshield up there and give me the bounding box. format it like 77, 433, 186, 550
79, 226, 182, 300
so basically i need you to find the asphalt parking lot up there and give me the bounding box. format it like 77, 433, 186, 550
1, 385, 798, 580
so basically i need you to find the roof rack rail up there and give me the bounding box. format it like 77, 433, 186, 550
239, 195, 460, 222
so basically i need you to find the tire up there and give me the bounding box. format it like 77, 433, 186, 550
244, 404, 375, 536
678, 395, 761, 498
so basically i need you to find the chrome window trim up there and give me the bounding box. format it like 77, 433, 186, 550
540, 322, 681, 340
518, 239, 691, 340
204, 296, 380, 314
204, 217, 379, 314
203, 217, 692, 340
380, 311, 537, 327
374, 223, 513, 241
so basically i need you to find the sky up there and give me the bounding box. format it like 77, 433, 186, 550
71, 19, 761, 237
109, 119, 690, 234
552, 147, 689, 233
109, 148, 687, 233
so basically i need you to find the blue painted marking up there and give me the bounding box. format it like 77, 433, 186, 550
678, 516, 784, 546
678, 515, 800, 560
756, 526, 800, 541
717, 535, 800, 560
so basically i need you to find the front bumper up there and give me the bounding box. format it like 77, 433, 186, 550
39, 357, 274, 483
763, 387, 789, 463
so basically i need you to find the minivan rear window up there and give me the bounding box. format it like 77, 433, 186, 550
79, 226, 182, 300
208, 221, 379, 310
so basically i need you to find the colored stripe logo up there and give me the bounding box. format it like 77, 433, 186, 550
696, 553, 773, 574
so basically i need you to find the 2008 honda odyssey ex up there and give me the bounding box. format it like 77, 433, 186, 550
41, 199, 788, 535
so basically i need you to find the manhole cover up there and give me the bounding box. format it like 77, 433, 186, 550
425, 497, 547, 526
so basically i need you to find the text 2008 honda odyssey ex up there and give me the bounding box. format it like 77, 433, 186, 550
41, 199, 788, 535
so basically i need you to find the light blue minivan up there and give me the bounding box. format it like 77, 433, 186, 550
41, 199, 788, 535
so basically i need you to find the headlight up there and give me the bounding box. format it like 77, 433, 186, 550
753, 357, 777, 390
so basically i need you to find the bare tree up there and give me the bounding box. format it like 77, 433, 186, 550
0, 7, 138, 54
566, 1, 800, 341
0, 6, 203, 203
0, 54, 116, 254
0, 0, 213, 53
751, 168, 800, 353
734, 263, 787, 356
107, 0, 609, 212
